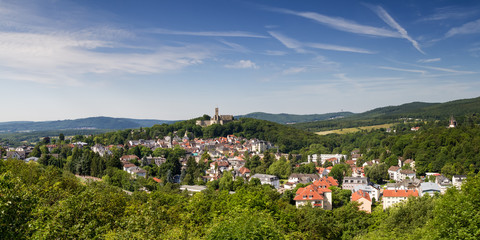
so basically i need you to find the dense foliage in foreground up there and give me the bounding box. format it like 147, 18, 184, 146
2, 159, 480, 239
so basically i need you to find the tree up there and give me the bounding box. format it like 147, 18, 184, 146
365, 163, 389, 184
219, 171, 234, 191
267, 157, 291, 179
329, 164, 349, 184
59, 133, 65, 141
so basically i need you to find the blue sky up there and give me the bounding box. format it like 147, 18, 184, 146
1, 0, 480, 121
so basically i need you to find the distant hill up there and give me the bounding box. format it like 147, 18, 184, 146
236, 111, 354, 124
295, 96, 480, 132
0, 117, 177, 133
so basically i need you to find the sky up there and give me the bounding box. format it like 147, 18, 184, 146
1, 0, 480, 121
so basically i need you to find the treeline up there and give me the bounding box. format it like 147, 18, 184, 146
2, 159, 480, 239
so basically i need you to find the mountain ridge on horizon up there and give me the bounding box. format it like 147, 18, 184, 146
1, 96, 479, 133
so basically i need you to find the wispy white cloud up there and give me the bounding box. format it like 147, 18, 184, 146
268, 31, 305, 53
225, 60, 258, 69
370, 5, 425, 54
419, 6, 478, 21
282, 67, 306, 75
0, 2, 213, 86
218, 39, 250, 53
416, 64, 476, 74
379, 66, 427, 75
149, 28, 268, 38
268, 31, 374, 54
417, 58, 441, 63
271, 7, 400, 38
264, 50, 287, 56
445, 19, 480, 38
305, 42, 375, 54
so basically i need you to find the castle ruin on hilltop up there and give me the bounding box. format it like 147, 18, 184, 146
196, 107, 234, 127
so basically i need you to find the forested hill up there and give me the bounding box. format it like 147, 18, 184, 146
295, 96, 480, 132
0, 117, 176, 133
236, 111, 354, 124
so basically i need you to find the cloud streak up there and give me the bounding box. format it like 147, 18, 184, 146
268, 31, 374, 54
379, 66, 427, 75
271, 7, 400, 38
370, 5, 425, 54
445, 19, 480, 38
418, 58, 441, 63
225, 60, 258, 69
149, 28, 268, 38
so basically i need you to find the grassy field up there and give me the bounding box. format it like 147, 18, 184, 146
315, 124, 394, 135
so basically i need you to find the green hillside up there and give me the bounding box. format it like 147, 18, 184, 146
236, 111, 354, 124
295, 96, 480, 132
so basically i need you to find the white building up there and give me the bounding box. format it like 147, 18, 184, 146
382, 189, 419, 210
308, 154, 346, 165
250, 174, 280, 189
452, 175, 467, 189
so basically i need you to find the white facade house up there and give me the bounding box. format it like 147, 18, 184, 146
382, 189, 419, 210
250, 174, 280, 189
342, 177, 368, 191
308, 154, 346, 165
452, 175, 467, 189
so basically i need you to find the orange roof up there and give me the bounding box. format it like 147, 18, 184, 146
352, 190, 371, 202
383, 189, 419, 198
152, 177, 162, 183
312, 176, 339, 188
294, 185, 326, 201
239, 167, 251, 174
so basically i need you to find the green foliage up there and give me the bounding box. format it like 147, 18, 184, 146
365, 163, 389, 184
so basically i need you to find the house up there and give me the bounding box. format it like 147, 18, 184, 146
388, 166, 400, 181
352, 190, 372, 213
237, 167, 251, 179
411, 127, 420, 131
398, 170, 416, 181
250, 174, 280, 189
362, 159, 379, 167
120, 155, 140, 162
342, 177, 368, 191
351, 167, 365, 178
92, 144, 112, 157
122, 163, 136, 171
385, 178, 422, 190
6, 150, 26, 160
419, 182, 441, 196
308, 154, 346, 165
353, 185, 380, 201
288, 173, 320, 184
382, 189, 419, 210
452, 175, 467, 188
293, 176, 338, 210
435, 175, 452, 193
316, 167, 330, 177
126, 166, 147, 178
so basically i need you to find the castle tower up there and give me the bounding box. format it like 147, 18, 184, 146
215, 107, 219, 121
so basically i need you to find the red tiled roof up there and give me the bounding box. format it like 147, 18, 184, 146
239, 167, 250, 174
294, 185, 325, 201
152, 177, 162, 183
383, 189, 419, 198
352, 190, 371, 202
388, 166, 400, 171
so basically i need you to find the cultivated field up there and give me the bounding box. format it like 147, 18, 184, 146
315, 124, 394, 135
